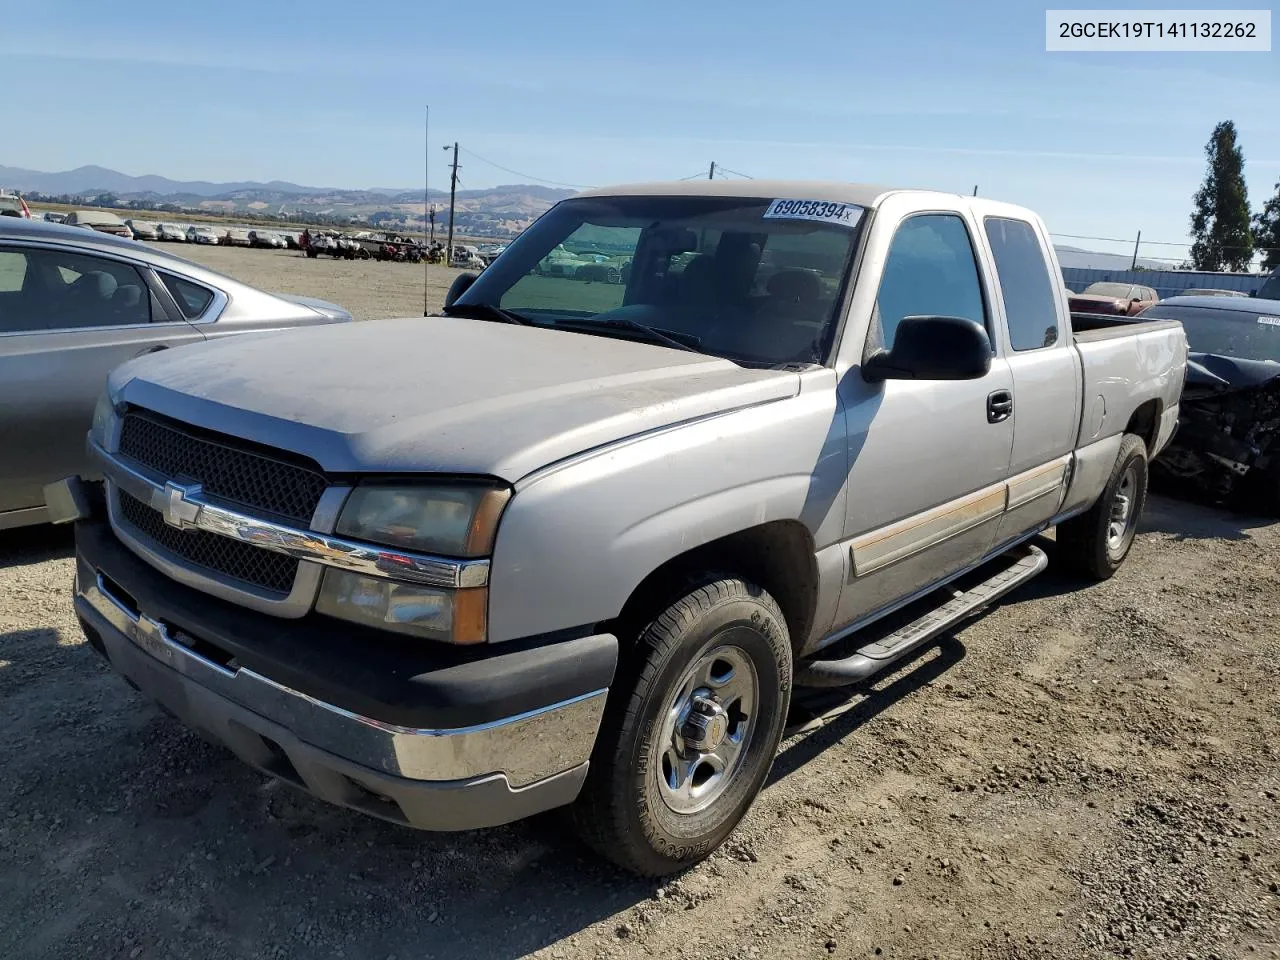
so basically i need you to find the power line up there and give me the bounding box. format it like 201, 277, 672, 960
1052, 231, 1278, 254
457, 148, 595, 190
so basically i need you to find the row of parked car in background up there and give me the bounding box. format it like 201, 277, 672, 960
4, 200, 500, 266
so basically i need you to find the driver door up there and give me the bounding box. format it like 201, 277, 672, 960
833, 211, 1014, 628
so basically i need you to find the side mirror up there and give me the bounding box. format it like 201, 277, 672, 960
862, 315, 993, 383
443, 272, 478, 310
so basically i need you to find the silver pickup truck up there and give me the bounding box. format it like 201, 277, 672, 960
52, 181, 1188, 876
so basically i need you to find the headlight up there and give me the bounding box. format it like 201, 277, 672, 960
316, 571, 487, 644
335, 483, 510, 557
90, 391, 116, 445
318, 482, 510, 644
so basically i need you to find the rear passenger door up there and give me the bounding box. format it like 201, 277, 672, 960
982, 216, 1080, 545
0, 243, 206, 521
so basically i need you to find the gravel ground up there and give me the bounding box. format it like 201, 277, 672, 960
2, 496, 1278, 960
3, 249, 1279, 958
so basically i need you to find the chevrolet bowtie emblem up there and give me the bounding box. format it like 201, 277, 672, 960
157, 481, 203, 530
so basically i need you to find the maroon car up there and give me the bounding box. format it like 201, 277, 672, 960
1069, 281, 1158, 316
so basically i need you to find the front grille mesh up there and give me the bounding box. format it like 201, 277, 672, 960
117, 489, 299, 595
118, 412, 327, 525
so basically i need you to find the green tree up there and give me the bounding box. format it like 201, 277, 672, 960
1189, 120, 1253, 272
1253, 176, 1280, 272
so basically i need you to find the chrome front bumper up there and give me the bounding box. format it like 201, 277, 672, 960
75, 565, 609, 831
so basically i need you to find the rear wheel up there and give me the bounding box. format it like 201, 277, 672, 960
1057, 433, 1148, 580
572, 576, 791, 876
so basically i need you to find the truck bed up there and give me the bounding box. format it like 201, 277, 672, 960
1071, 312, 1183, 343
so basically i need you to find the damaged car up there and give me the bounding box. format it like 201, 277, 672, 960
1138, 295, 1280, 512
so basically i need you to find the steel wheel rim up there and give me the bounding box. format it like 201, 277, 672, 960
1107, 462, 1139, 555
655, 643, 759, 816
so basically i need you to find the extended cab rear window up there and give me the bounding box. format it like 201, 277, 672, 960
160, 273, 215, 319
984, 217, 1059, 350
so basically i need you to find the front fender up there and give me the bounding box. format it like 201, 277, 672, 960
486, 371, 846, 643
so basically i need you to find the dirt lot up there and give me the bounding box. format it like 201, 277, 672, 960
147, 241, 469, 320
2, 495, 1278, 960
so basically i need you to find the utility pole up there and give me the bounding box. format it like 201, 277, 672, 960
1130, 230, 1141, 270
430, 105, 435, 317
708, 161, 716, 180
446, 142, 459, 267
428, 205, 436, 244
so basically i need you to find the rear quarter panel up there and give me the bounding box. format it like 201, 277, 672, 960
1073, 319, 1187, 449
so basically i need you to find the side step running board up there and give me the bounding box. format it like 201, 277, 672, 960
795, 543, 1048, 688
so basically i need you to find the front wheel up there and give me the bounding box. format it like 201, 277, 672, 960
572, 576, 792, 876
1056, 433, 1149, 580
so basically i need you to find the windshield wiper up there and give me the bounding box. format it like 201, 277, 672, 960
555, 316, 702, 353
441, 302, 535, 326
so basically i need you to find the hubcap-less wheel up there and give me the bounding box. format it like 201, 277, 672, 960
656, 644, 758, 815
1107, 462, 1139, 556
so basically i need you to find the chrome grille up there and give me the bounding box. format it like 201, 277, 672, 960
118, 411, 327, 525
117, 489, 299, 595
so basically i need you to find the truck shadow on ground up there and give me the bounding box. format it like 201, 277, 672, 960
0, 524, 74, 570
1139, 491, 1273, 542
771, 637, 966, 786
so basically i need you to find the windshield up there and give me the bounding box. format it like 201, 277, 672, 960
1082, 282, 1134, 299
1259, 274, 1280, 300
1144, 303, 1280, 363
454, 195, 865, 366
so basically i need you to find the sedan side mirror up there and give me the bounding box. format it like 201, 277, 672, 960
862, 315, 993, 382
443, 271, 479, 311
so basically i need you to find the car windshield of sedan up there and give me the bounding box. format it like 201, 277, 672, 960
453, 195, 865, 366
1143, 304, 1280, 363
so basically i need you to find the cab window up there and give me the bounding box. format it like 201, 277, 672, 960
984, 217, 1060, 350
874, 215, 986, 350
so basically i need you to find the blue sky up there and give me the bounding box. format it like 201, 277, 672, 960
1, 0, 1277, 261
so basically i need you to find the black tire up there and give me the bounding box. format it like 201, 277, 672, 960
305, 249, 317, 258
1057, 433, 1148, 580
571, 576, 792, 876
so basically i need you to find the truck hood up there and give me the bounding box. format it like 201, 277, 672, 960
109, 315, 800, 481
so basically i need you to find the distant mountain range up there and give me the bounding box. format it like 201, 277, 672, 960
0, 164, 575, 237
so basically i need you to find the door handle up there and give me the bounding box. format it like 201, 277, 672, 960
987, 390, 1013, 423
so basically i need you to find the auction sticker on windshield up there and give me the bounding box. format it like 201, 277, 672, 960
763, 199, 864, 228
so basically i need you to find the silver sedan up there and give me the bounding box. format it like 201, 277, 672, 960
0, 218, 353, 530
